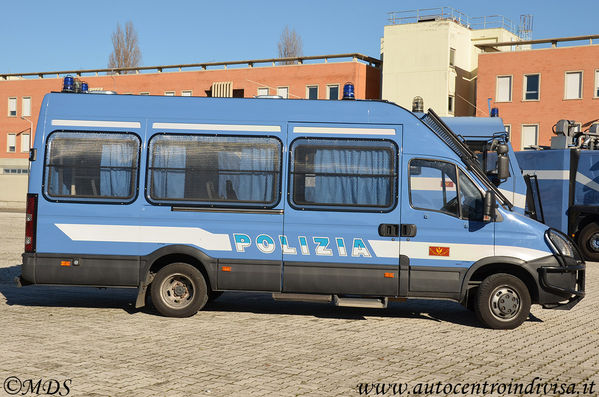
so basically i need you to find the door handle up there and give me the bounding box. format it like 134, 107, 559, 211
378, 224, 399, 237
400, 224, 417, 237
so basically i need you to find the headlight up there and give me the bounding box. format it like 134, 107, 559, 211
545, 229, 581, 262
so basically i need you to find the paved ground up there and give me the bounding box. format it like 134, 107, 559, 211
0, 211, 597, 397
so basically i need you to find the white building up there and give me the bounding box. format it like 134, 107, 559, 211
381, 8, 529, 116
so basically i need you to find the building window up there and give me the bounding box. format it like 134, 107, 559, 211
164, 91, 175, 96
449, 48, 456, 67
45, 132, 140, 200
289, 138, 396, 211
21, 134, 30, 153
277, 87, 289, 99
7, 134, 16, 152
523, 74, 540, 101
565, 71, 582, 99
257, 87, 269, 96
521, 125, 539, 149
148, 135, 281, 207
496, 76, 512, 102
306, 85, 318, 100
22, 97, 31, 117
595, 70, 599, 98
140, 92, 150, 96
448, 95, 454, 114
327, 85, 339, 100
8, 97, 17, 117
504, 125, 511, 141
181, 90, 193, 97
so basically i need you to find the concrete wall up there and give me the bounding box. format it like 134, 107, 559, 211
0, 158, 28, 210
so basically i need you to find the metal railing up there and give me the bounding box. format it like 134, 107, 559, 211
388, 7, 470, 26
388, 7, 526, 39
0, 53, 381, 81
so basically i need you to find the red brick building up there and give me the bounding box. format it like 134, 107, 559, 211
476, 36, 599, 150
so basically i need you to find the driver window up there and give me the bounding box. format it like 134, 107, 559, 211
458, 170, 484, 221
409, 159, 459, 217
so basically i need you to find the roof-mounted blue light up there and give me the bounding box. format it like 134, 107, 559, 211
62, 75, 75, 92
342, 82, 355, 100
81, 82, 89, 93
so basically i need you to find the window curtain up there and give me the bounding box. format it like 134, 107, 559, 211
217, 147, 275, 202
100, 143, 135, 197
307, 149, 390, 206
151, 144, 186, 199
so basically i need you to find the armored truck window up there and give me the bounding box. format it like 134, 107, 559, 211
148, 135, 281, 207
45, 132, 140, 201
290, 138, 396, 211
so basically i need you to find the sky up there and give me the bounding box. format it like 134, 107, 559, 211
1, 0, 598, 74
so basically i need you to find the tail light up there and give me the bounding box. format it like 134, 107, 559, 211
25, 193, 37, 253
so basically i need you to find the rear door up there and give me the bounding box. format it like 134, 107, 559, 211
282, 123, 402, 296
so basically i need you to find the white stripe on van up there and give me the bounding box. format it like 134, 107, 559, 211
368, 240, 550, 261
293, 126, 396, 136
152, 122, 281, 132
52, 119, 141, 129
55, 224, 232, 251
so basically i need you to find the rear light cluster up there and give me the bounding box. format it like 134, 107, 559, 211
25, 193, 37, 253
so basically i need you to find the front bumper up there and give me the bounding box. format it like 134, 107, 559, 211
538, 259, 585, 310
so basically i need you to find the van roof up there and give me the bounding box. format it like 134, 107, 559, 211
43, 92, 417, 126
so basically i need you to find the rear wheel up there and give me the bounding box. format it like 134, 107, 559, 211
578, 223, 599, 262
474, 273, 531, 329
150, 262, 208, 318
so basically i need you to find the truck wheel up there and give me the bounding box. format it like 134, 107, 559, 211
150, 263, 208, 318
578, 223, 599, 262
474, 273, 531, 329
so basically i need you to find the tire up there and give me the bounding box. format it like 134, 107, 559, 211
150, 262, 208, 318
474, 273, 531, 329
578, 223, 599, 262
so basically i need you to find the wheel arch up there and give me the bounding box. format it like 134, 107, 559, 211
460, 257, 540, 304
134, 245, 219, 308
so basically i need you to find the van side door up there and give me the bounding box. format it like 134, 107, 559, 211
282, 123, 402, 296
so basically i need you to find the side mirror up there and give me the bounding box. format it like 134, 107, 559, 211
410, 165, 422, 176
497, 155, 510, 180
483, 191, 496, 222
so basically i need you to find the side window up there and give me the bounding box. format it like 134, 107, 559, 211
409, 159, 483, 220
410, 159, 458, 216
45, 132, 140, 201
290, 138, 397, 211
148, 135, 281, 207
458, 171, 483, 221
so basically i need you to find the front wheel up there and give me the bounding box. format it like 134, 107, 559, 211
150, 263, 208, 318
578, 223, 599, 262
474, 273, 531, 329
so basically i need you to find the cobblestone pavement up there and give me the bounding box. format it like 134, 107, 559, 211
0, 211, 597, 397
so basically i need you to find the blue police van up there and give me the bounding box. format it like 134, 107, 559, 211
18, 84, 585, 329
